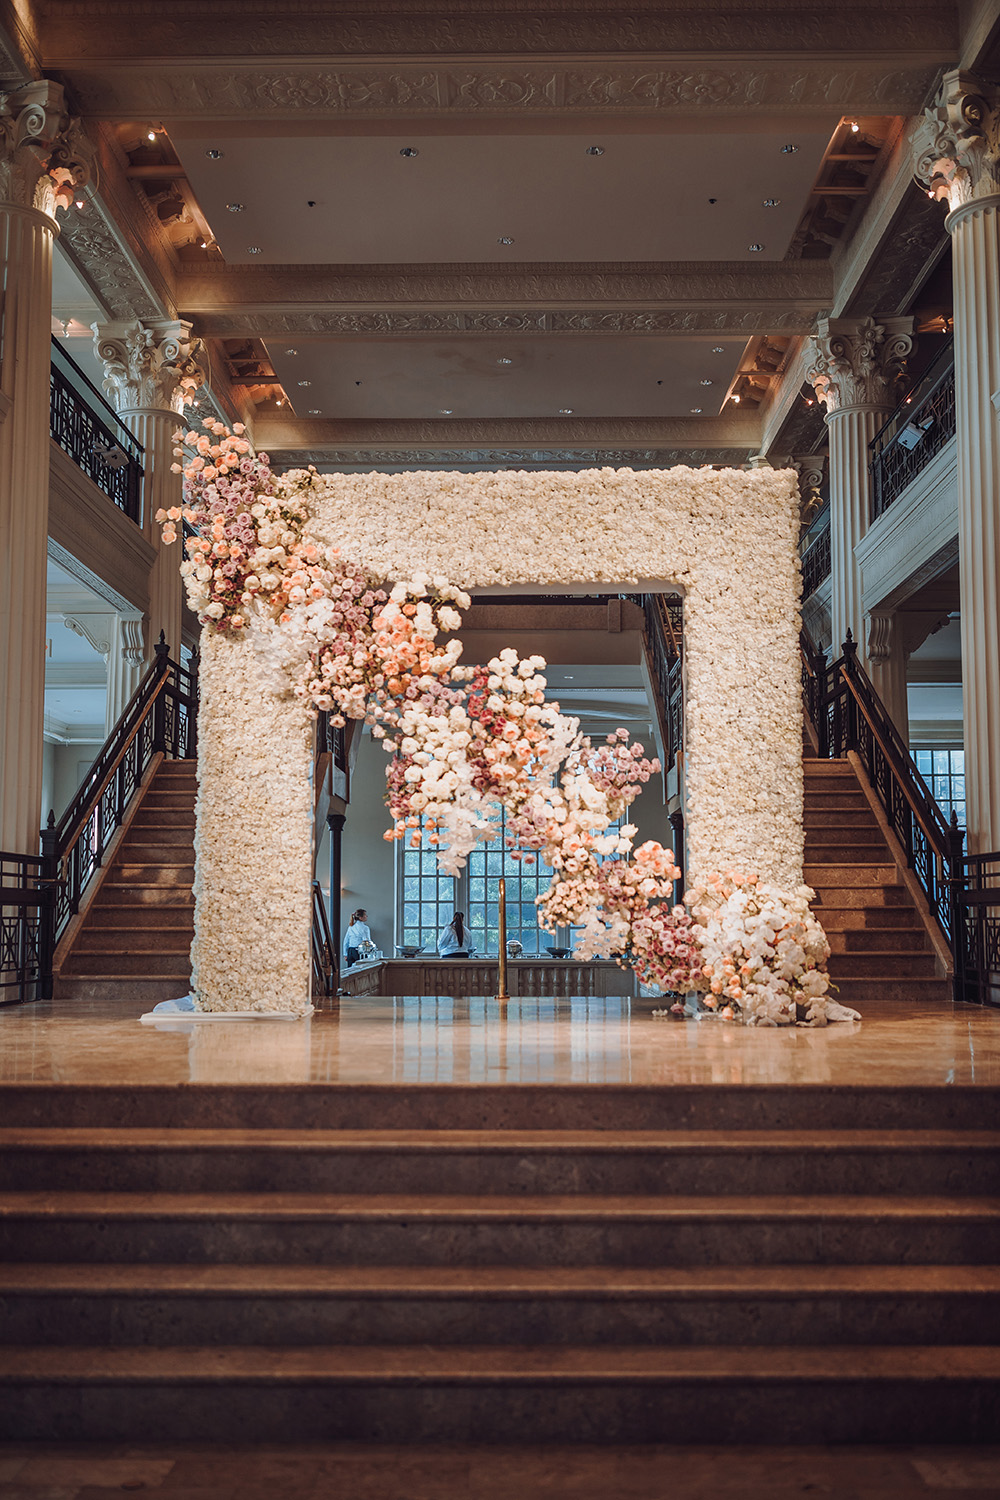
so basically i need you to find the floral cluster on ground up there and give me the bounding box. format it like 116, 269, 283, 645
164, 420, 844, 1020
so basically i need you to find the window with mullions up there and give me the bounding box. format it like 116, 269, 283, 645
913, 747, 966, 828
398, 826, 456, 951
467, 807, 552, 955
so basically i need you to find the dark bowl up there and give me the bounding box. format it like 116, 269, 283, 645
546, 946, 572, 959
395, 945, 421, 958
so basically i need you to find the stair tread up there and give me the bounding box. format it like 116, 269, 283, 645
2, 1190, 997, 1220
2, 1343, 998, 1382
2, 1262, 998, 1296
3, 1128, 997, 1152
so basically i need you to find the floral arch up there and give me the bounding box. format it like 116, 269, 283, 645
167, 426, 825, 1021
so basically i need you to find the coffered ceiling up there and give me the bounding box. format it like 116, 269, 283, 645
5, 0, 965, 473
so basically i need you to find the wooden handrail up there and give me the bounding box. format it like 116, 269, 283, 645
56, 670, 171, 855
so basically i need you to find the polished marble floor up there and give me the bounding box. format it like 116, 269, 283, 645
0, 1442, 997, 1499
1, 992, 998, 1087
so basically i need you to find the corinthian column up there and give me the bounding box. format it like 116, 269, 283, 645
805, 317, 915, 665
0, 82, 93, 853
914, 70, 1000, 853
93, 321, 204, 659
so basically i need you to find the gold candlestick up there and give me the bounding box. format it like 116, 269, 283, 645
496, 875, 510, 1003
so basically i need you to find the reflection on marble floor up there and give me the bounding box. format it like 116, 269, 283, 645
1, 992, 998, 1087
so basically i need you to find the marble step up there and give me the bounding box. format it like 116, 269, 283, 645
827, 927, 930, 952
106, 863, 195, 886
2, 1191, 997, 1265
85, 905, 194, 929
1, 1129, 996, 1197
119, 842, 196, 864
51, 977, 189, 1005
811, 885, 909, 909
74, 928, 192, 953
815, 904, 920, 928
4, 1084, 994, 1132
1, 1342, 997, 1443
94, 885, 194, 907
803, 864, 899, 886
62, 951, 190, 977
823, 977, 951, 1005
803, 793, 872, 811
826, 952, 938, 979
3, 1263, 998, 1348
130, 812, 196, 831
804, 842, 891, 864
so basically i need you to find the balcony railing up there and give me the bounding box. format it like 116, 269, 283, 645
869, 339, 956, 521
50, 338, 144, 524
801, 518, 831, 599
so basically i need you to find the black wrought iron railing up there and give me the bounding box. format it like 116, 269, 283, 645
952, 853, 1000, 1007
312, 879, 338, 999
641, 593, 683, 769
50, 338, 144, 524
801, 520, 831, 599
870, 339, 956, 520
43, 637, 198, 953
0, 852, 56, 1006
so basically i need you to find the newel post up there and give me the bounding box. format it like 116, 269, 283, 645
152, 631, 169, 755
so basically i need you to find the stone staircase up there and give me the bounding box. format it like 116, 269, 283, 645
803, 756, 951, 1006
0, 1082, 997, 1443
55, 759, 196, 1005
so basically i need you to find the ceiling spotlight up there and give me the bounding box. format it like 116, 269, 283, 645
497, 236, 515, 246
399, 146, 419, 157
205, 148, 224, 160
275, 398, 285, 407
248, 246, 262, 254
850, 120, 860, 133
731, 393, 741, 404
439, 408, 453, 415
700, 379, 713, 386
146, 130, 157, 143
762, 198, 780, 207
74, 199, 85, 210
226, 202, 245, 212
308, 408, 321, 414
690, 407, 703, 414
781, 144, 799, 154
497, 356, 513, 365
586, 145, 604, 156
559, 408, 574, 414
297, 380, 311, 387
712, 346, 725, 354
748, 243, 764, 252
199, 239, 208, 249
285, 349, 298, 356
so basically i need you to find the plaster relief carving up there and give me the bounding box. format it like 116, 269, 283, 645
59, 206, 161, 321
269, 447, 743, 469
94, 320, 205, 414
913, 68, 1000, 210
805, 315, 915, 413
0, 80, 94, 217
196, 307, 815, 339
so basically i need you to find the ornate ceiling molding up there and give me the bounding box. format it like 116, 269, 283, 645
199, 306, 821, 338
268, 446, 750, 470
256, 415, 759, 447
61, 59, 939, 122
41, 4, 956, 64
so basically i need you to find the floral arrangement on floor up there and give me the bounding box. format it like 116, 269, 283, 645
157, 418, 838, 1020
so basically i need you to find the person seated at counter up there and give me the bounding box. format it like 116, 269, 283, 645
438, 911, 469, 956
343, 909, 372, 967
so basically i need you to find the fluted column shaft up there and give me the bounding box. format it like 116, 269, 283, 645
824, 404, 889, 660
0, 205, 57, 852
947, 194, 1000, 852
119, 408, 185, 656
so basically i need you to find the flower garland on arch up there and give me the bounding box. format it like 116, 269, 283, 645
159, 418, 848, 1022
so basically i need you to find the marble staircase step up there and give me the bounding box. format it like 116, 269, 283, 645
63, 951, 191, 977
803, 864, 899, 886
823, 976, 951, 1005
3, 1262, 998, 1349
85, 905, 194, 929
107, 863, 195, 886
827, 927, 930, 952
815, 904, 920, 928
120, 842, 196, 865
1, 1128, 996, 1196
803, 792, 871, 810
51, 977, 188, 1004
74, 928, 192, 954
2, 1191, 997, 1265
811, 885, 909, 909
1, 1342, 997, 1443
827, 952, 938, 979
804, 842, 891, 864
803, 809, 881, 829
95, 884, 194, 906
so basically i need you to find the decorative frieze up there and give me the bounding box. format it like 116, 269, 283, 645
268, 447, 747, 470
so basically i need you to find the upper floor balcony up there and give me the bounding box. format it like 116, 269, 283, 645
49, 339, 144, 526
869, 339, 956, 522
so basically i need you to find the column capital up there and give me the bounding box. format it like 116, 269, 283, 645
787, 453, 827, 522
913, 68, 1000, 214
804, 315, 915, 415
0, 79, 95, 219
92, 319, 205, 416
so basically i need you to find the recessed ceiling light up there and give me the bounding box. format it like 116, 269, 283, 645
497, 236, 514, 246
586, 145, 604, 156
248, 246, 262, 254
297, 380, 311, 387
285, 349, 298, 355
497, 357, 512, 365
731, 393, 741, 404
226, 202, 245, 212
762, 198, 780, 208
780, 144, 798, 154
690, 408, 703, 414
74, 199, 84, 209
146, 130, 156, 143
439, 408, 453, 414
850, 120, 860, 133
700, 379, 713, 386
205, 148, 223, 160
559, 408, 574, 414
399, 146, 419, 157
308, 408, 321, 414
748, 243, 765, 252
712, 346, 725, 354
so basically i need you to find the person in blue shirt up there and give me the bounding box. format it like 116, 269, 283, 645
438, 911, 469, 956
343, 909, 372, 967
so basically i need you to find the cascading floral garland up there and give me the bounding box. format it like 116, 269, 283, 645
159, 418, 847, 1022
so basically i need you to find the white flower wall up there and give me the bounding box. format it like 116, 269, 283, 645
192, 464, 803, 1013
